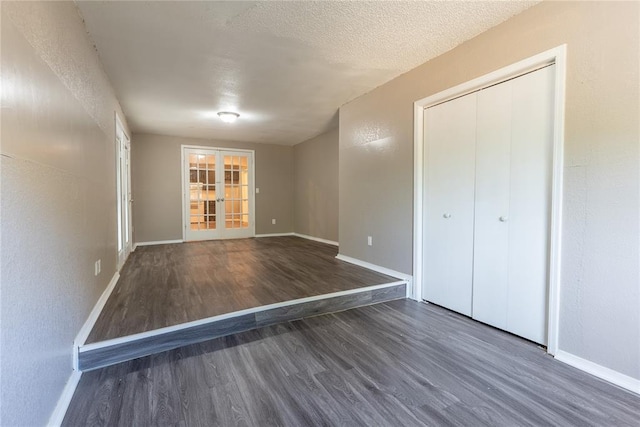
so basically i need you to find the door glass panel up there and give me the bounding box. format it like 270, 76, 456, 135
223, 154, 250, 230
190, 152, 217, 231
197, 155, 206, 168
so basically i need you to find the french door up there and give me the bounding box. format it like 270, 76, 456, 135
182, 147, 254, 241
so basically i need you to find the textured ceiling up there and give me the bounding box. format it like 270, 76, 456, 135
76, 1, 539, 145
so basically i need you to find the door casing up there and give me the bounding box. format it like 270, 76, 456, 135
116, 113, 132, 269
413, 45, 567, 355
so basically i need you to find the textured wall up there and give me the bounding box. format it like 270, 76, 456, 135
293, 128, 339, 242
131, 133, 294, 242
0, 1, 130, 425
339, 1, 639, 379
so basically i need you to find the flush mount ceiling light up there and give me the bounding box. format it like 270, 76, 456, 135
217, 111, 240, 123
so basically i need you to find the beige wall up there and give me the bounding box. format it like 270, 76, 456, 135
132, 133, 294, 242
293, 128, 339, 242
0, 1, 130, 425
339, 1, 639, 380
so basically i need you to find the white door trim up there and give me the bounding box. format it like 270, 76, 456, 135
413, 45, 566, 355
115, 112, 132, 270
181, 144, 256, 241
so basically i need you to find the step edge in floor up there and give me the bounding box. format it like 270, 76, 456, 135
78, 281, 406, 371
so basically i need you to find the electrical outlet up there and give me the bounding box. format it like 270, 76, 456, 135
367, 236, 373, 246
272, 218, 276, 225
256, 187, 260, 194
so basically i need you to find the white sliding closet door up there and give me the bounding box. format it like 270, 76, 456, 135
423, 94, 477, 317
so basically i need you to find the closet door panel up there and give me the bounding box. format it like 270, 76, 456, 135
472, 81, 513, 329
507, 65, 555, 344
423, 94, 476, 316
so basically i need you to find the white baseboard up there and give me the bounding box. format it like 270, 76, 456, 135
73, 271, 120, 369
47, 370, 81, 427
293, 233, 339, 246
555, 350, 640, 395
133, 239, 183, 250
254, 232, 295, 238
335, 253, 413, 297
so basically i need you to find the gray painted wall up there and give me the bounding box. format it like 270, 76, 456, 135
293, 128, 339, 242
131, 133, 294, 242
339, 1, 639, 380
0, 2, 130, 424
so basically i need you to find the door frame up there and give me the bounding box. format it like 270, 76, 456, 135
412, 45, 567, 355
180, 144, 256, 241
115, 112, 132, 269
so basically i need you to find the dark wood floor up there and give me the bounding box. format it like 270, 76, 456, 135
65, 300, 640, 426
87, 237, 396, 343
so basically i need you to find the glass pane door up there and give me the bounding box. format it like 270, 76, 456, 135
188, 152, 217, 232
184, 147, 254, 241
224, 154, 250, 230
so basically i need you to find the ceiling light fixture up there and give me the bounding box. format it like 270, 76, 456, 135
217, 111, 240, 123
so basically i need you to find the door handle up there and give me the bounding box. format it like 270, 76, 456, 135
443, 213, 452, 219
499, 216, 508, 222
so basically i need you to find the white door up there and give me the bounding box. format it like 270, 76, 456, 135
183, 147, 254, 241
422, 94, 477, 317
116, 116, 132, 268
505, 65, 554, 344
471, 77, 513, 331
472, 66, 554, 345
422, 65, 554, 345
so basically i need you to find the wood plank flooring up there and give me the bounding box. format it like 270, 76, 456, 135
87, 237, 396, 343
78, 283, 406, 371
64, 300, 640, 426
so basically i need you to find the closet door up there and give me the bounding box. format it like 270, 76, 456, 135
472, 65, 554, 344
472, 79, 513, 331
506, 65, 554, 344
422, 94, 477, 316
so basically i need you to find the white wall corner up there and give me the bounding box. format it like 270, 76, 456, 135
554, 350, 640, 395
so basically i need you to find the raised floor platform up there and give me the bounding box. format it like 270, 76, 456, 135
79, 237, 407, 371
